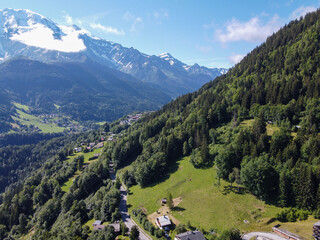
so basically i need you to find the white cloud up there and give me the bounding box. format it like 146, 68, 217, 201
90, 23, 125, 35
229, 54, 245, 65
123, 12, 143, 32
290, 5, 317, 20
215, 15, 281, 43
63, 13, 73, 25
62, 11, 83, 27
153, 9, 169, 24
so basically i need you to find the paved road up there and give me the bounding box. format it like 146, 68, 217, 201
109, 163, 151, 240
242, 232, 287, 240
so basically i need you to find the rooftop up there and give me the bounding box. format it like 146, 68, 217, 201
156, 215, 171, 227
175, 231, 206, 240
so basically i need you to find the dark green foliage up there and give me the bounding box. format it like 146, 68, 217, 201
130, 225, 140, 240
88, 225, 116, 240
131, 208, 155, 236
276, 208, 309, 222
218, 228, 241, 240
240, 155, 279, 201
167, 192, 173, 210
176, 224, 186, 234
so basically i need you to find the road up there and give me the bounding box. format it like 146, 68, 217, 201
242, 232, 287, 240
110, 163, 151, 240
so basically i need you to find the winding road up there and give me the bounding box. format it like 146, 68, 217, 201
110, 163, 152, 240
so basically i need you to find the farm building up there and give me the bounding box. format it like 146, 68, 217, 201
92, 220, 102, 227
272, 225, 302, 240
156, 215, 171, 230
314, 221, 320, 240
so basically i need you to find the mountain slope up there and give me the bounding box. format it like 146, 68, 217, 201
110, 8, 320, 207
1, 8, 320, 240
0, 8, 227, 97
0, 57, 171, 122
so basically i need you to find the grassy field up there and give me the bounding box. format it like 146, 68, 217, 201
13, 102, 30, 111
240, 119, 280, 136
12, 109, 65, 133
127, 157, 314, 238
61, 148, 103, 192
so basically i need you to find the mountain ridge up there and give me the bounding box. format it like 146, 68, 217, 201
0, 8, 227, 97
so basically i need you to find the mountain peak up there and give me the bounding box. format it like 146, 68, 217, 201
158, 52, 173, 58
0, 8, 87, 53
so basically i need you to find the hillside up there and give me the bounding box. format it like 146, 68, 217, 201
0, 57, 170, 126
1, 8, 320, 240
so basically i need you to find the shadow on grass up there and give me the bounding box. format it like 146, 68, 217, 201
173, 206, 186, 212
222, 185, 247, 195
266, 217, 277, 225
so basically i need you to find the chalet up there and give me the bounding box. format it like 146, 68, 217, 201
108, 136, 114, 141
161, 198, 167, 204
175, 231, 206, 240
93, 222, 120, 233
96, 142, 104, 148
314, 221, 320, 240
273, 225, 302, 240
156, 215, 171, 230
89, 142, 95, 148
109, 223, 121, 233
74, 147, 82, 153
93, 220, 102, 227
94, 225, 105, 230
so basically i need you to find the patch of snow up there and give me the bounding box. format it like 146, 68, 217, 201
183, 65, 191, 71
11, 23, 86, 52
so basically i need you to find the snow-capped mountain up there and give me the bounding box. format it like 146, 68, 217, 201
0, 8, 228, 97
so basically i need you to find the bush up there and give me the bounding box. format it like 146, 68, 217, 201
314, 208, 320, 219
276, 208, 309, 222
176, 224, 186, 234
218, 228, 241, 240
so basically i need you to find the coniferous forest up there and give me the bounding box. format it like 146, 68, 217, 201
1, 8, 320, 240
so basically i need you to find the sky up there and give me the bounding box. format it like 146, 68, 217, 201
0, 0, 319, 68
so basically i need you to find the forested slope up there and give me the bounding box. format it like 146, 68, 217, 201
109, 9, 320, 210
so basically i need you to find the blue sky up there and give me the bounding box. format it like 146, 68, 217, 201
0, 0, 319, 68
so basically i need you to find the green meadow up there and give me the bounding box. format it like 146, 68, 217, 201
127, 157, 314, 238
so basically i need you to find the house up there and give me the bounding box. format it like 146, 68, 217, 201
96, 142, 104, 148
89, 142, 96, 148
74, 147, 82, 153
156, 215, 171, 230
109, 223, 121, 233
175, 231, 206, 240
273, 225, 302, 240
94, 225, 105, 230
93, 222, 120, 233
108, 136, 114, 141
313, 221, 320, 240
93, 220, 102, 227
